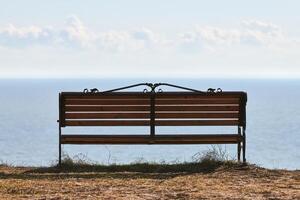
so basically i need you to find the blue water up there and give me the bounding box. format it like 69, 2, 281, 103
0, 79, 299, 169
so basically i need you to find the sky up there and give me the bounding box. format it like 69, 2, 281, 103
0, 0, 299, 78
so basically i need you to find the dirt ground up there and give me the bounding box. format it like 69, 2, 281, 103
0, 165, 299, 200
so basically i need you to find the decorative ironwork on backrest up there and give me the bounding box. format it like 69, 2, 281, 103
82, 82, 222, 94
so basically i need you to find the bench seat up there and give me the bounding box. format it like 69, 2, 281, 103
61, 134, 242, 144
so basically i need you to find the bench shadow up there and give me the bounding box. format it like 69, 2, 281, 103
0, 161, 248, 181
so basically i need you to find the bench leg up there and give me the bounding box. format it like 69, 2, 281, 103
242, 130, 246, 163
59, 142, 61, 167
242, 142, 246, 163
237, 127, 242, 162
237, 142, 241, 162
58, 126, 62, 167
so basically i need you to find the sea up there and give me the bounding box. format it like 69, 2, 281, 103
0, 79, 299, 169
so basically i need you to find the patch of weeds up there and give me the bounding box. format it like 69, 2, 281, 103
45, 145, 245, 173
56, 153, 96, 170
0, 160, 11, 167
192, 145, 229, 162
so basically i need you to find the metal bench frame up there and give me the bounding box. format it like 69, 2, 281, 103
58, 83, 247, 166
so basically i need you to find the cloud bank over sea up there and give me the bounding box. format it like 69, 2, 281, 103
0, 16, 297, 53
0, 15, 299, 78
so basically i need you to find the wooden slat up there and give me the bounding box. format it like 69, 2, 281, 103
155, 120, 239, 126
65, 113, 150, 119
61, 135, 150, 144
156, 112, 239, 119
61, 134, 242, 144
155, 105, 239, 111
155, 93, 244, 99
65, 99, 240, 105
155, 99, 240, 104
63, 94, 149, 100
65, 120, 238, 126
65, 105, 238, 112
65, 99, 150, 105
65, 105, 150, 112
65, 120, 150, 126
62, 92, 246, 99
65, 112, 238, 119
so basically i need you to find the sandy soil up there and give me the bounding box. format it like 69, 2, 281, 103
0, 165, 299, 200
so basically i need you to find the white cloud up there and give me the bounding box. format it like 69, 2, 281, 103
178, 20, 289, 52
96, 31, 141, 52
94, 28, 167, 53
0, 17, 297, 54
240, 20, 285, 46
0, 16, 98, 48
194, 26, 241, 46
0, 17, 164, 51
1, 16, 299, 78
0, 24, 54, 47
131, 28, 156, 42
59, 15, 96, 48
241, 20, 281, 33
178, 26, 241, 53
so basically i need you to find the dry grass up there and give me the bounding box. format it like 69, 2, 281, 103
0, 162, 299, 200
0, 148, 299, 199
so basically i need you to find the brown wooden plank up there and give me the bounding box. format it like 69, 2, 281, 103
64, 99, 240, 105
61, 134, 242, 144
156, 112, 239, 119
61, 135, 150, 144
65, 120, 150, 126
155, 120, 239, 126
65, 112, 239, 119
155, 99, 240, 104
63, 94, 149, 100
155, 93, 244, 99
65, 112, 150, 119
62, 92, 246, 100
65, 119, 239, 126
65, 99, 150, 105
64, 105, 238, 112
65, 105, 150, 112
62, 140, 240, 144
155, 105, 239, 111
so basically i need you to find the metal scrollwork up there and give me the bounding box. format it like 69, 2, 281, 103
83, 82, 223, 94
83, 88, 99, 93
207, 88, 222, 93
216, 88, 222, 93
90, 88, 99, 93
207, 88, 216, 93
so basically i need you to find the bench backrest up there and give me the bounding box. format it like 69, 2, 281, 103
59, 91, 247, 128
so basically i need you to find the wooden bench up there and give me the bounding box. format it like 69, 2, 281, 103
58, 83, 247, 166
